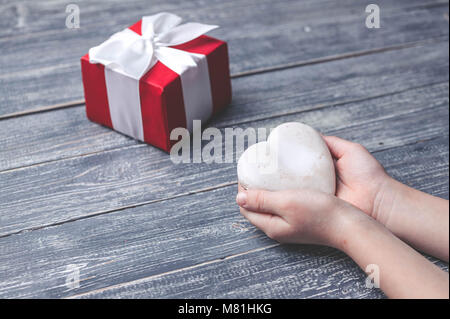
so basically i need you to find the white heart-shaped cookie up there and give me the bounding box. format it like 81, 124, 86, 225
237, 122, 336, 194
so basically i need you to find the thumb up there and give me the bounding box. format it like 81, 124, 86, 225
236, 188, 284, 216
323, 135, 356, 159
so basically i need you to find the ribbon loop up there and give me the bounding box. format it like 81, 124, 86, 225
89, 13, 218, 80
156, 22, 218, 46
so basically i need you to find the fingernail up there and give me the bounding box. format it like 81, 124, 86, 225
236, 192, 247, 206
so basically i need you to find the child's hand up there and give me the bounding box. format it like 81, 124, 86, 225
236, 184, 366, 248
236, 135, 449, 298
236, 185, 449, 299
323, 136, 391, 222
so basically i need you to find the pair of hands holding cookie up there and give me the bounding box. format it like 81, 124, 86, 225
236, 123, 449, 298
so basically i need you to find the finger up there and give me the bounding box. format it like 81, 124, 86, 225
236, 188, 286, 216
323, 135, 356, 159
237, 184, 247, 203
240, 207, 288, 237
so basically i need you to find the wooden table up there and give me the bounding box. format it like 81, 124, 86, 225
0, 0, 448, 299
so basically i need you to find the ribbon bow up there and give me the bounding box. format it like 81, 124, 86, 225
89, 12, 218, 79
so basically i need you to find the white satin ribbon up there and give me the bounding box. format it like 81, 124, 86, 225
89, 12, 218, 80
87, 12, 218, 140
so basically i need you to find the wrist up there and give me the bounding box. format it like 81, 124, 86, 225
332, 202, 381, 253
371, 176, 403, 226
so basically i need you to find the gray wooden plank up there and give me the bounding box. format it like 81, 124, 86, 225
1, 0, 448, 116
1, 41, 448, 172
373, 138, 449, 200
0, 0, 447, 300
0, 0, 439, 39
75, 244, 448, 299
0, 135, 447, 298
75, 245, 388, 299
0, 82, 448, 237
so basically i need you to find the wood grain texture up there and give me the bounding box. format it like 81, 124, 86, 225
0, 0, 441, 38
0, 0, 448, 300
0, 0, 448, 116
0, 136, 447, 298
73, 245, 448, 299
0, 82, 448, 238
1, 41, 448, 172
74, 245, 389, 299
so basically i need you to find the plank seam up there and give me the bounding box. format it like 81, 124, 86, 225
1, 81, 447, 174
1, 0, 447, 42
0, 143, 146, 174
0, 134, 447, 239
214, 81, 449, 128
230, 36, 449, 78
65, 243, 281, 299
0, 180, 238, 239
0, 36, 447, 121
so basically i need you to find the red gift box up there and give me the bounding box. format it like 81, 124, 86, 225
81, 14, 231, 152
